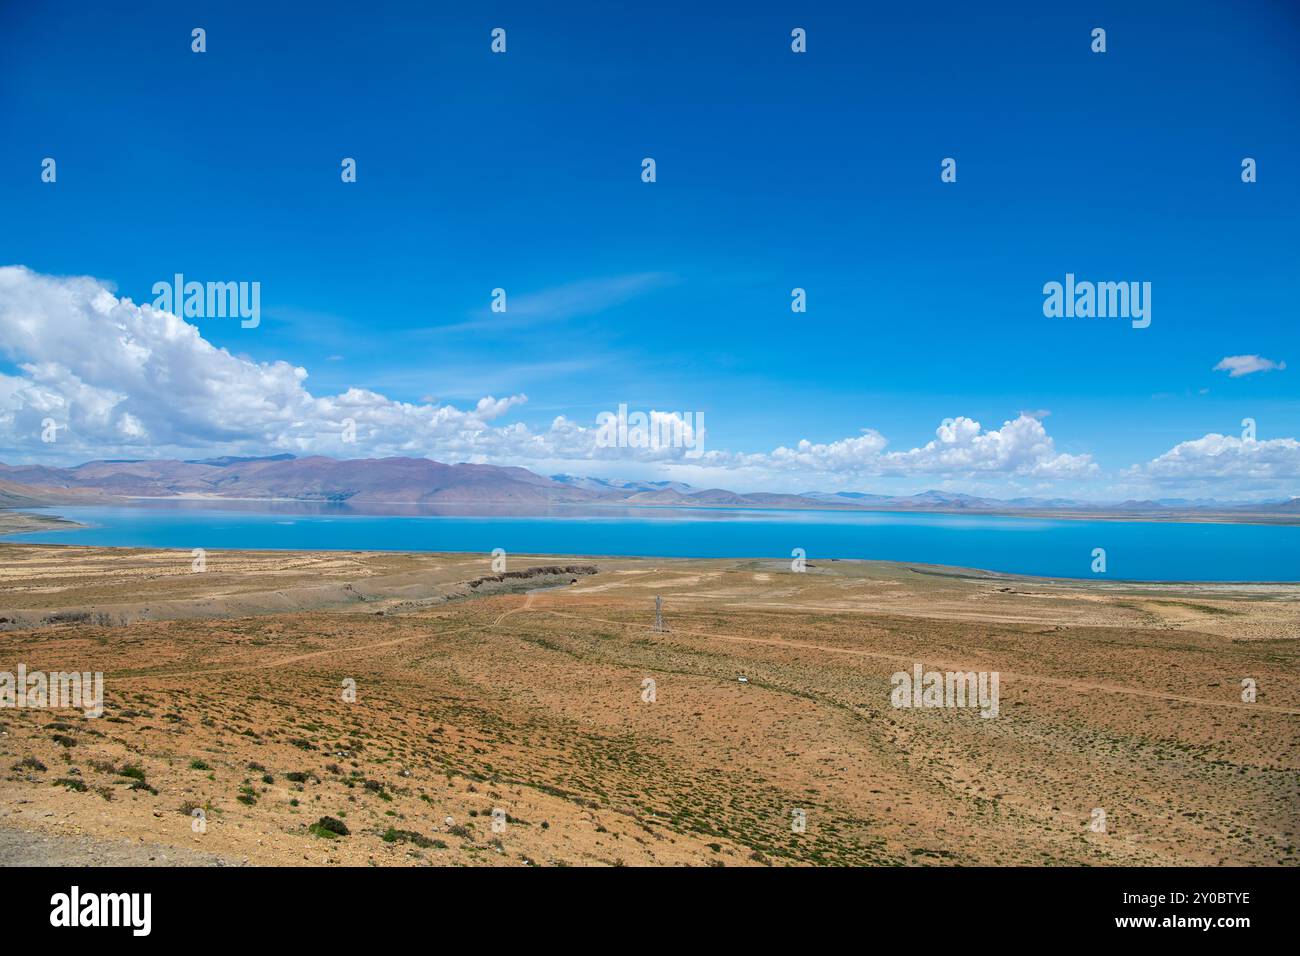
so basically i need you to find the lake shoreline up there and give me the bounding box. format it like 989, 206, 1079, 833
0, 509, 83, 535
2, 539, 1298, 591
1, 544, 1297, 634
5, 494, 1300, 528
4, 503, 1298, 583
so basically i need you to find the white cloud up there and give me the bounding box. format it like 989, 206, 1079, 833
433, 273, 674, 333
1134, 432, 1300, 481
1214, 354, 1286, 377
765, 429, 891, 473
505, 273, 673, 321
882, 415, 1095, 477
0, 266, 1114, 491
0, 266, 524, 460
701, 414, 1093, 481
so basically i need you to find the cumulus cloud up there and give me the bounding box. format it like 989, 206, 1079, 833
1214, 354, 1286, 377
1134, 432, 1300, 481
763, 429, 891, 473
685, 415, 1094, 481
880, 415, 1095, 477
0, 266, 525, 459
0, 265, 1095, 486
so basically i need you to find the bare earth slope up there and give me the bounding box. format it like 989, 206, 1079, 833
1, 545, 1296, 866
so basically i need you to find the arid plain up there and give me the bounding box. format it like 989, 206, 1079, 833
1, 543, 1297, 866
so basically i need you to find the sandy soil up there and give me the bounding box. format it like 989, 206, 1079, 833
1, 545, 1296, 867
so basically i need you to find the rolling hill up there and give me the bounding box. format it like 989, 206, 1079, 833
0, 455, 1294, 517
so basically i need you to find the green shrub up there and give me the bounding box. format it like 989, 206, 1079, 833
309, 816, 349, 838
382, 827, 437, 848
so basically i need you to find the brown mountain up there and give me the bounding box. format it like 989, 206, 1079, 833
0, 456, 1294, 518
0, 456, 597, 506
0, 478, 112, 507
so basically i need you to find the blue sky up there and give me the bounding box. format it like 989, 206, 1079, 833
0, 0, 1297, 499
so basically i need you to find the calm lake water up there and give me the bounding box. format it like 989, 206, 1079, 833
6, 501, 1299, 582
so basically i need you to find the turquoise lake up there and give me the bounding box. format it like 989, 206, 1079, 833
4, 502, 1298, 582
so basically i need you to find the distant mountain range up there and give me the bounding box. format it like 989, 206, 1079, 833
0, 455, 1296, 517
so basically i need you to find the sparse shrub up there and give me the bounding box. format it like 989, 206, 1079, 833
362, 779, 393, 801
382, 827, 437, 848
116, 763, 157, 794
311, 816, 349, 838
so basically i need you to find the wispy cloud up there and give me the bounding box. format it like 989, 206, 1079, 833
1213, 354, 1287, 377
430, 273, 675, 334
